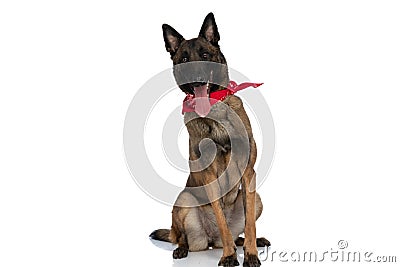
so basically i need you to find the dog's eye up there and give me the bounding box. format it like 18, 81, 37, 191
182, 57, 189, 63
202, 52, 210, 59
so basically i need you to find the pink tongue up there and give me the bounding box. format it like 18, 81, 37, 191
194, 85, 210, 117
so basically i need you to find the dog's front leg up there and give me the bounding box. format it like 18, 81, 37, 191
192, 169, 239, 267
242, 167, 261, 267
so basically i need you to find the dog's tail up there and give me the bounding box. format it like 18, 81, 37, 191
149, 229, 171, 242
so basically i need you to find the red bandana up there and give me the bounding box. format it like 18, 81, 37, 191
182, 81, 263, 115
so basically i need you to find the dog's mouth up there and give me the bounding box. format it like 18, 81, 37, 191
190, 81, 211, 118
175, 64, 227, 117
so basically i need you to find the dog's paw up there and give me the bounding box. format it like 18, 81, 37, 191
218, 254, 239, 267
256, 237, 271, 247
172, 247, 188, 259
243, 254, 261, 267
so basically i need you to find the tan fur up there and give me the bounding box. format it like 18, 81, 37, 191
158, 13, 269, 266
169, 95, 263, 259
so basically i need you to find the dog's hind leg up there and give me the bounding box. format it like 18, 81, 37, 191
171, 191, 208, 258
171, 230, 189, 259
185, 208, 208, 252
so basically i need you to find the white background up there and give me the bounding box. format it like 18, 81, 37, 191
1, 0, 399, 266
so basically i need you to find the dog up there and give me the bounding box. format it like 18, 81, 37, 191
150, 13, 270, 267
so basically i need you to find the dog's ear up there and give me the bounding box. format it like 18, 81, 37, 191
199, 12, 220, 47
162, 24, 184, 58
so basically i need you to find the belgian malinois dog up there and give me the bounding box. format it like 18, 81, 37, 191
150, 13, 270, 267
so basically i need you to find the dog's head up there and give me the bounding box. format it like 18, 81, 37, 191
162, 13, 229, 116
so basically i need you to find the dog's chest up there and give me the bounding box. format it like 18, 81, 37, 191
191, 118, 229, 146
184, 99, 244, 147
